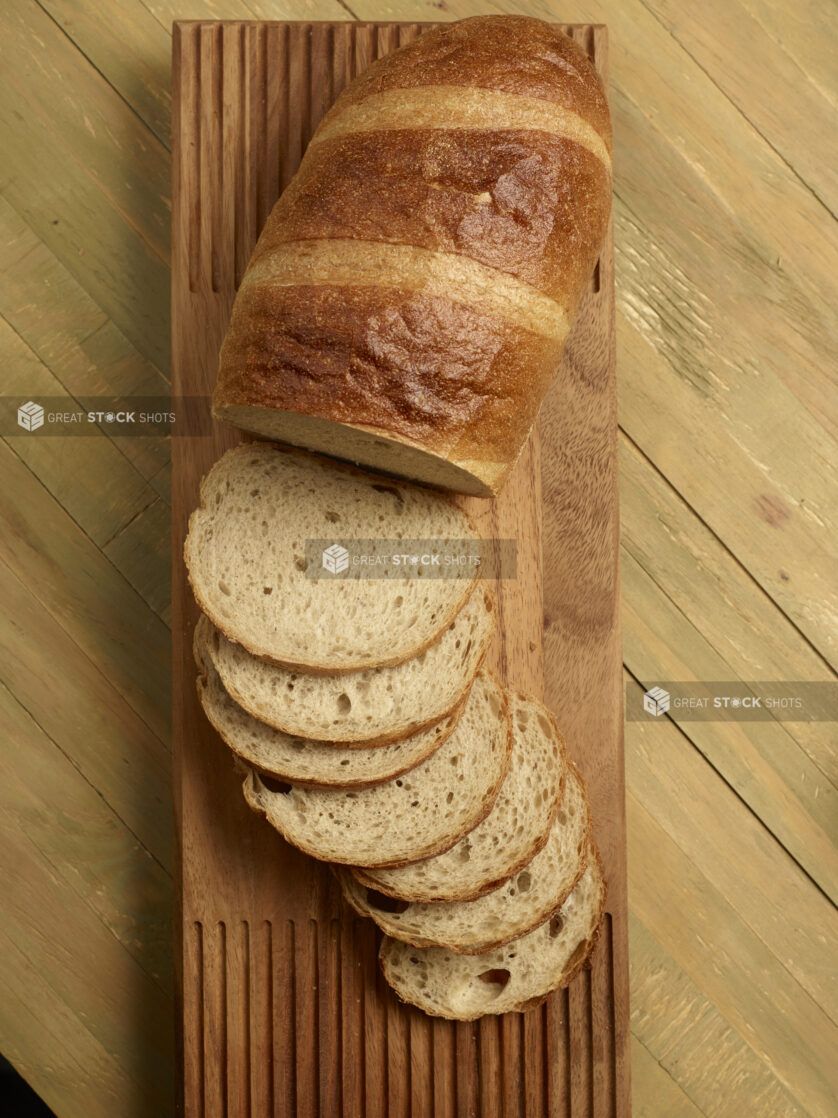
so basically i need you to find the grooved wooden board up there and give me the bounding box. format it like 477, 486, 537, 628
172, 20, 628, 1117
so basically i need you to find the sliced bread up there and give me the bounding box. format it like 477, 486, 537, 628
197, 585, 495, 746
336, 762, 590, 952
351, 692, 567, 900
195, 629, 460, 787
379, 845, 606, 1019
184, 443, 479, 672
241, 671, 512, 867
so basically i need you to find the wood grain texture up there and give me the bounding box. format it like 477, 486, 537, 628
2, 3, 837, 1118
172, 18, 626, 1117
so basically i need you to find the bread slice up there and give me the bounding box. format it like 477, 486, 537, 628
241, 671, 511, 867
195, 629, 460, 788
335, 762, 590, 952
184, 443, 479, 672
351, 692, 567, 900
196, 584, 495, 746
379, 844, 606, 1019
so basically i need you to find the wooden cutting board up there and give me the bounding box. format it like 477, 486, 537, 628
172, 20, 629, 1117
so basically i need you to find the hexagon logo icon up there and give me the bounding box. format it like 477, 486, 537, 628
322, 543, 349, 574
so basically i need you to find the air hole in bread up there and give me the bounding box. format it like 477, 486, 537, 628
477, 969, 511, 993
394, 595, 403, 609
324, 510, 340, 523
517, 871, 532, 893
365, 889, 409, 914
395, 780, 403, 788
446, 792, 454, 804
370, 483, 405, 503
537, 713, 552, 735
336, 693, 352, 715
218, 580, 232, 596
294, 557, 306, 572
260, 776, 292, 795
263, 586, 273, 595
340, 758, 349, 766
457, 842, 471, 863
250, 489, 261, 498
549, 914, 565, 938
516, 710, 530, 731
557, 810, 567, 825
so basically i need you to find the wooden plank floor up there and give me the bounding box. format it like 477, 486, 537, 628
0, 2, 835, 1117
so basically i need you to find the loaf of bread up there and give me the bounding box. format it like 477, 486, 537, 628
213, 15, 612, 496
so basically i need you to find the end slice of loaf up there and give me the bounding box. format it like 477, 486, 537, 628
195, 627, 460, 787
184, 443, 479, 672
197, 585, 495, 745
379, 844, 606, 1020
241, 671, 512, 867
336, 762, 590, 952
351, 692, 567, 900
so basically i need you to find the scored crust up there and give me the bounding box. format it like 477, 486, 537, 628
212, 18, 612, 497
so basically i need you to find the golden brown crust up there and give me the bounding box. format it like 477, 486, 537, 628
330, 17, 611, 154
215, 284, 563, 470
258, 129, 610, 310
214, 16, 612, 495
